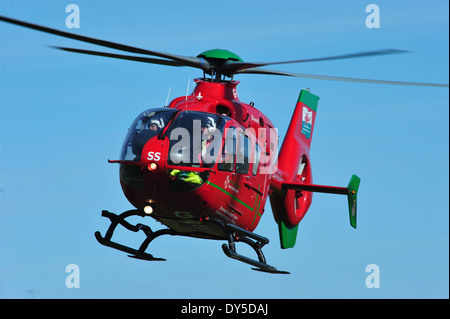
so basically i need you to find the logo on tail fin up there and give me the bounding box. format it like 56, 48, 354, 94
301, 106, 313, 139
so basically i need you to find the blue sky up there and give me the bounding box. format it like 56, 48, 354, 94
0, 0, 448, 299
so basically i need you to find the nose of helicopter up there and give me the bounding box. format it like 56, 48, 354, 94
141, 135, 169, 182
117, 135, 169, 209
118, 108, 223, 219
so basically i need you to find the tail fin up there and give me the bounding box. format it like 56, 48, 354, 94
270, 89, 361, 249
269, 89, 319, 248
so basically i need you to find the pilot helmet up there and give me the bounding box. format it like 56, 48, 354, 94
201, 116, 216, 133
149, 118, 163, 129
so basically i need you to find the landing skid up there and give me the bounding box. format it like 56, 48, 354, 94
95, 210, 175, 261
205, 217, 290, 274
95, 210, 289, 274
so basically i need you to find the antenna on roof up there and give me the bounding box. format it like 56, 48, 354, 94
185, 78, 190, 101
165, 86, 171, 107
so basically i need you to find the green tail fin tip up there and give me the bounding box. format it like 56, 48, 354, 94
278, 220, 298, 249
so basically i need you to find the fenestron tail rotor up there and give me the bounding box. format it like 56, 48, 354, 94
1, 15, 448, 88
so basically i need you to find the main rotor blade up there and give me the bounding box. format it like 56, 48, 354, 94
223, 49, 409, 75
51, 46, 186, 67
0, 15, 209, 71
236, 68, 449, 88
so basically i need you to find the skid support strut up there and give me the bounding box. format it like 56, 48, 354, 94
95, 210, 175, 261
205, 217, 289, 274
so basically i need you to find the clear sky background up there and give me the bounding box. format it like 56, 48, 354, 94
0, 0, 448, 299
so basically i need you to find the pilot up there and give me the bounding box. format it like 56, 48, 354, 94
200, 116, 217, 163
168, 116, 217, 186
200, 116, 216, 141
148, 118, 164, 132
131, 117, 164, 158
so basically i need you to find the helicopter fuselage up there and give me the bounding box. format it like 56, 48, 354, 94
116, 78, 278, 239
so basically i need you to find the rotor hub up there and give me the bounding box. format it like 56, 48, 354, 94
197, 49, 243, 62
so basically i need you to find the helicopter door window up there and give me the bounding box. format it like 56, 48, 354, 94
236, 132, 250, 174
252, 142, 261, 175
218, 126, 237, 172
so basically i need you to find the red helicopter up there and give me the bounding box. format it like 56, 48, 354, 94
1, 16, 448, 273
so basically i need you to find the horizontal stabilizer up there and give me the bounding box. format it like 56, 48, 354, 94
281, 174, 361, 228
281, 182, 347, 195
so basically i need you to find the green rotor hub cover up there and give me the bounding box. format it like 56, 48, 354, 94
197, 49, 243, 62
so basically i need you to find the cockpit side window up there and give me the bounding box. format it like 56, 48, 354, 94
166, 111, 225, 167
218, 126, 237, 172
165, 111, 227, 192
236, 132, 251, 174
252, 142, 261, 175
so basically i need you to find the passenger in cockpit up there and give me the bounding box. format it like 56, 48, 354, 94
199, 116, 217, 167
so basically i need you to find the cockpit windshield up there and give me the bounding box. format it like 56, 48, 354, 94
120, 108, 178, 161
120, 109, 228, 192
